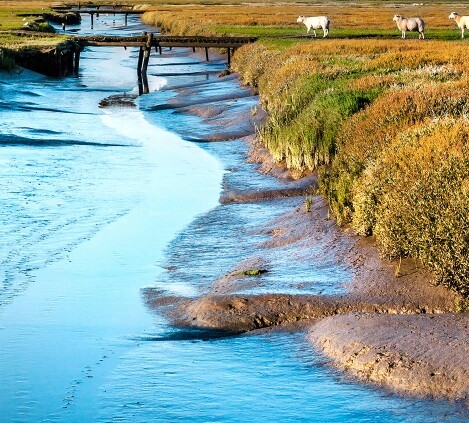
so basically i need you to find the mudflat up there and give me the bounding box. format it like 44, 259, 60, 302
144, 58, 469, 405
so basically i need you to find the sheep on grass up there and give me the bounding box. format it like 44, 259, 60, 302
449, 12, 469, 38
393, 14, 425, 39
296, 15, 330, 38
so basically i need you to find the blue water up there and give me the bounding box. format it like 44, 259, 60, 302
0, 13, 468, 423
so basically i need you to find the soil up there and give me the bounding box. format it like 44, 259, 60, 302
143, 62, 469, 406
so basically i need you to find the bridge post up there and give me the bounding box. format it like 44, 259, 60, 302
125, 13, 128, 26
227, 48, 231, 67
205, 47, 209, 61
137, 31, 147, 75
90, 13, 94, 28
74, 46, 81, 75
141, 33, 153, 87
137, 31, 148, 95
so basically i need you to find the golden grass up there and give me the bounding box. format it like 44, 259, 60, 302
142, 2, 469, 31
351, 118, 469, 294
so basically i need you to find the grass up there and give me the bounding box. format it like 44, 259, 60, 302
0, 2, 69, 69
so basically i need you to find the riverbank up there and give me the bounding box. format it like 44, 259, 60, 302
144, 54, 469, 406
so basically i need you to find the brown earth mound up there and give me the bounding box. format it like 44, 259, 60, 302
309, 313, 469, 404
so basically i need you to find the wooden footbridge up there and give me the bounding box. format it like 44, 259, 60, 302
74, 32, 257, 93
75, 32, 257, 66
9, 29, 257, 86
52, 3, 145, 27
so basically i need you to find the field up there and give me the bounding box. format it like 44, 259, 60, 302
2, 1, 469, 295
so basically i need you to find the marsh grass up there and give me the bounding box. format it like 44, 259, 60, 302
350, 118, 469, 294
231, 32, 469, 294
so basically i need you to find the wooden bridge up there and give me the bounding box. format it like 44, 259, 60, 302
7, 28, 256, 92
53, 4, 148, 27
74, 32, 257, 93
74, 32, 257, 71
72, 8, 145, 27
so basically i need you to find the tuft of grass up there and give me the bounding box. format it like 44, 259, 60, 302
239, 269, 268, 276
455, 297, 469, 313
304, 194, 313, 212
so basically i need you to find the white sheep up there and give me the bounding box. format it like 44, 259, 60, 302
392, 14, 425, 39
449, 12, 469, 38
296, 15, 330, 37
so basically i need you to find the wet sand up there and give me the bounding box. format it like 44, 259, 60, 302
144, 56, 469, 406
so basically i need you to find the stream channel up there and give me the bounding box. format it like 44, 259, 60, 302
0, 12, 468, 423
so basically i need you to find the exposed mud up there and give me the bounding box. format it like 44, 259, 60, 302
309, 313, 469, 404
143, 65, 469, 405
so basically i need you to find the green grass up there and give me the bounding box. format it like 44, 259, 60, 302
0, 7, 48, 30
208, 24, 467, 43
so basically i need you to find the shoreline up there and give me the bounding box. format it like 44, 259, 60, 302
143, 50, 469, 406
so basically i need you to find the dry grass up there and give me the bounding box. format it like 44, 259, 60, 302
142, 2, 469, 32
352, 118, 469, 295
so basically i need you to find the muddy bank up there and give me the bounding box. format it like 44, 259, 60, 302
154, 195, 457, 333
309, 313, 469, 404
143, 62, 469, 405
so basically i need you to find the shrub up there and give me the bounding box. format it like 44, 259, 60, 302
260, 80, 376, 172
322, 78, 469, 224
351, 118, 469, 295
230, 43, 279, 91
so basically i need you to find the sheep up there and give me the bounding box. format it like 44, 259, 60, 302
449, 12, 469, 38
296, 15, 330, 38
392, 14, 425, 39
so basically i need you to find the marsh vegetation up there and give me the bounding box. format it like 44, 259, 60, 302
144, 1, 469, 296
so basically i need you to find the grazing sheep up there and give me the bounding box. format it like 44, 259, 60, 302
393, 14, 425, 39
296, 15, 330, 37
449, 12, 469, 38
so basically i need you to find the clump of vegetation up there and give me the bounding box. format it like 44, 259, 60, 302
351, 118, 469, 294
232, 41, 381, 173
232, 36, 469, 296
234, 269, 268, 276
22, 17, 55, 33
0, 49, 15, 71
42, 12, 81, 26
242, 269, 268, 276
